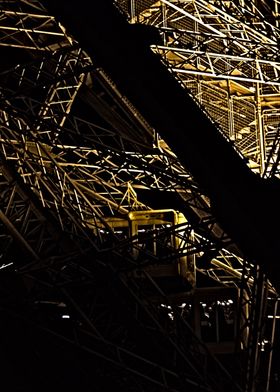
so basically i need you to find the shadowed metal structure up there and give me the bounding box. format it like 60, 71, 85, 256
0, 1, 279, 391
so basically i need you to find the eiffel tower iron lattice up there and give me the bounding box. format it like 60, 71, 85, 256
0, 1, 279, 391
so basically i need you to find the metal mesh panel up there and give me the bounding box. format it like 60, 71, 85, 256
233, 99, 257, 157
116, 0, 157, 20
264, 110, 280, 157
136, 0, 157, 15
200, 84, 229, 136
116, 0, 130, 15
180, 78, 257, 161
233, 99, 256, 135
171, 14, 195, 32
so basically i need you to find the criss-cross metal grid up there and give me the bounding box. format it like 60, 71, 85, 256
116, 0, 280, 176
0, 1, 278, 391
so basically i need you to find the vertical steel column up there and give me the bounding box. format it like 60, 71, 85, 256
245, 268, 267, 392
266, 297, 279, 392
228, 81, 235, 140
130, 0, 136, 23
162, 2, 167, 46
274, 0, 280, 28
194, 19, 203, 106
255, 83, 266, 175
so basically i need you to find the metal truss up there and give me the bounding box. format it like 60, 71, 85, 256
153, 45, 280, 86
0, 102, 230, 268
198, 247, 278, 391
236, 263, 278, 392
0, 46, 231, 247
0, 157, 59, 262
0, 96, 248, 389
0, 88, 240, 273
0, 104, 246, 391
0, 78, 240, 392
116, 0, 280, 176
0, 102, 242, 390
0, 1, 278, 391
36, 49, 90, 132
0, 254, 242, 392
0, 1, 73, 51
120, 0, 280, 82
2, 96, 272, 390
